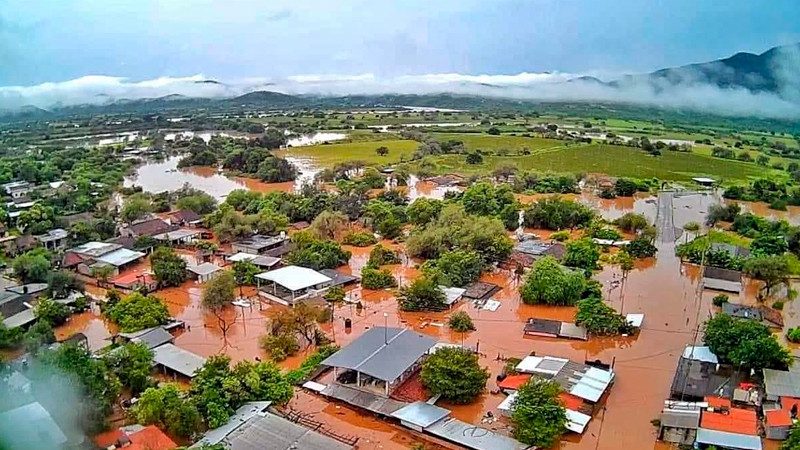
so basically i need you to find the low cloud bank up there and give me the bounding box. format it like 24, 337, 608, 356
2, 48, 799, 119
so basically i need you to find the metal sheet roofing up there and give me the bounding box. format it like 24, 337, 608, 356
441, 286, 466, 305
131, 327, 174, 349
152, 343, 206, 378
515, 356, 569, 376
320, 327, 437, 382
426, 418, 528, 450
565, 409, 592, 434
682, 346, 719, 364
696, 429, 762, 450
188, 262, 222, 277
152, 228, 201, 241
764, 368, 800, 398
192, 402, 272, 447
95, 248, 146, 267
0, 402, 68, 449
222, 411, 351, 450
70, 241, 121, 257
256, 266, 332, 292
390, 401, 450, 429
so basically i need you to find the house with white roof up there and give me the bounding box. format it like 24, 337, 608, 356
255, 265, 333, 305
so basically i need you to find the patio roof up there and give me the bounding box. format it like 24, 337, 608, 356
255, 266, 332, 292
152, 228, 201, 241
390, 401, 450, 429
152, 343, 206, 378
188, 262, 222, 277
696, 429, 762, 450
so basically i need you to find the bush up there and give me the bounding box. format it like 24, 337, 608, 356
712, 294, 729, 307
261, 333, 300, 362
368, 244, 401, 266
523, 196, 595, 230
773, 301, 785, 311
34, 297, 71, 326
614, 213, 649, 233
448, 311, 476, 332
361, 267, 398, 289
575, 297, 633, 336
342, 232, 378, 247
787, 327, 800, 343
614, 178, 638, 197
550, 231, 569, 242
563, 239, 600, 272
625, 237, 657, 258
590, 227, 623, 241
286, 237, 352, 270
150, 247, 188, 287
421, 347, 489, 404
398, 277, 447, 311
520, 257, 586, 306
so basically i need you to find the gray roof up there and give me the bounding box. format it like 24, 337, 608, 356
188, 262, 222, 277
703, 266, 742, 282
319, 383, 407, 416
320, 269, 360, 287
0, 402, 68, 449
152, 343, 206, 378
70, 241, 121, 257
131, 327, 174, 349
192, 402, 272, 447
6, 283, 48, 296
95, 248, 146, 267
390, 401, 450, 429
0, 291, 27, 318
660, 406, 701, 429
764, 367, 800, 398
2, 308, 36, 329
234, 234, 286, 250
426, 418, 528, 450
696, 428, 762, 450
153, 228, 201, 241
514, 240, 564, 257
35, 228, 68, 243
321, 327, 437, 382
223, 412, 352, 450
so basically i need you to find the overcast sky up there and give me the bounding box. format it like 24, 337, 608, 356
1, 0, 799, 87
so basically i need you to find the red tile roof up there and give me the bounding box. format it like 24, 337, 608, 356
93, 426, 176, 450
781, 397, 800, 413
111, 271, 155, 286
62, 251, 89, 268
766, 409, 793, 428
559, 392, 587, 412
498, 374, 531, 391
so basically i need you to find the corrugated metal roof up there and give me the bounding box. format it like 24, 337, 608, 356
223, 412, 351, 450
764, 368, 800, 398
152, 343, 206, 378
515, 356, 569, 376
321, 327, 437, 382
192, 402, 272, 447
682, 346, 719, 364
256, 266, 332, 291
95, 248, 146, 267
696, 428, 762, 450
70, 241, 121, 257
390, 402, 450, 428
187, 262, 222, 277
426, 417, 528, 450
131, 327, 174, 349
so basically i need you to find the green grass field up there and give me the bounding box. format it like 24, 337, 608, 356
430, 133, 565, 152
274, 139, 418, 167
415, 143, 773, 182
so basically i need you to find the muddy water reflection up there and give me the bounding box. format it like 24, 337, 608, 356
125, 157, 293, 200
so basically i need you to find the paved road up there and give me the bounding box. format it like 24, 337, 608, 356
656, 191, 677, 243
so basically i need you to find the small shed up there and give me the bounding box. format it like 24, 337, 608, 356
441, 286, 466, 307
320, 269, 361, 288
462, 282, 501, 300
703, 266, 743, 293
658, 401, 702, 445
765, 409, 793, 440
187, 262, 223, 283
692, 177, 716, 187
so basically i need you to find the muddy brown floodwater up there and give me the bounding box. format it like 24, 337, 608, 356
61, 175, 796, 449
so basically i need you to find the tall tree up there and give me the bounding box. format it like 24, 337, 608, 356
420, 347, 489, 404
511, 378, 567, 448
201, 271, 236, 338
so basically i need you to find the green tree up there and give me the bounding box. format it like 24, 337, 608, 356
613, 212, 649, 233
625, 237, 657, 258
232, 260, 260, 294
407, 198, 443, 226
743, 255, 791, 297
150, 247, 188, 287
421, 250, 484, 287
461, 182, 514, 216
34, 297, 71, 326
448, 311, 476, 332
23, 320, 56, 354
751, 234, 788, 257
285, 235, 351, 270
520, 256, 586, 306
575, 297, 633, 335
121, 194, 152, 223
39, 343, 122, 432
398, 277, 447, 311
375, 146, 389, 156
176, 193, 217, 215
18, 204, 56, 234
105, 342, 154, 394
47, 270, 79, 299
465, 151, 483, 164
250, 207, 289, 235
511, 378, 567, 448
105, 292, 170, 332
309, 210, 349, 240
703, 314, 791, 370
190, 356, 293, 428
523, 196, 595, 230
361, 267, 398, 289
202, 271, 237, 337
324, 286, 345, 303
133, 384, 201, 438
420, 347, 489, 404
614, 178, 638, 197
12, 248, 51, 283
563, 238, 601, 272
783, 423, 800, 450
368, 244, 401, 266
